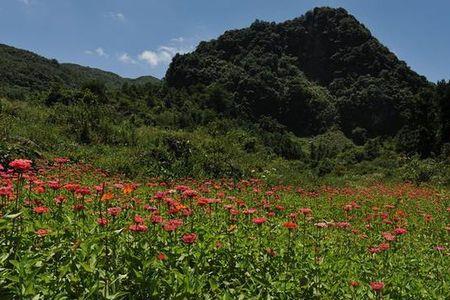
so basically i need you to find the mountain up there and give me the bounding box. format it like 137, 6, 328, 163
166, 7, 434, 140
0, 43, 159, 98
0, 7, 448, 161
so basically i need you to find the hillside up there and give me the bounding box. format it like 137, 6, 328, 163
0, 7, 449, 184
0, 43, 159, 98
166, 7, 441, 146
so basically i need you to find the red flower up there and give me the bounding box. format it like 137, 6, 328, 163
0, 186, 13, 197
134, 214, 144, 224
33, 206, 50, 214
282, 221, 298, 230
181, 233, 197, 244
97, 218, 108, 227
35, 228, 49, 237
349, 281, 360, 287
151, 215, 164, 224
243, 208, 257, 215
182, 189, 197, 198
73, 204, 85, 211
370, 281, 384, 292
48, 181, 61, 190
65, 183, 80, 192
75, 187, 91, 196
230, 209, 240, 216
107, 207, 122, 217
9, 159, 32, 171
394, 228, 407, 235
163, 219, 183, 232
252, 217, 267, 225
157, 252, 167, 260
379, 243, 390, 251
129, 224, 148, 232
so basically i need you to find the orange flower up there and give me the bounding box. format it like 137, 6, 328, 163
122, 184, 135, 194
101, 192, 114, 201
282, 221, 298, 230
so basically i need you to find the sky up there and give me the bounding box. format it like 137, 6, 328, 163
0, 0, 449, 81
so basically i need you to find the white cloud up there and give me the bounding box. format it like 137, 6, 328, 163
107, 12, 126, 22
115, 37, 196, 69
138, 44, 192, 68
170, 37, 185, 43
18, 0, 34, 5
118, 53, 137, 64
85, 47, 109, 58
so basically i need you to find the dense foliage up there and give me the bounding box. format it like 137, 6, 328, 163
166, 7, 449, 156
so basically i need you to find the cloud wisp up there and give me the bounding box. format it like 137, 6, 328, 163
138, 38, 195, 68
17, 0, 36, 6
118, 53, 137, 65
106, 12, 126, 22
85, 47, 109, 58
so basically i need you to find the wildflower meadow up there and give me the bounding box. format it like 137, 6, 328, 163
0, 158, 449, 299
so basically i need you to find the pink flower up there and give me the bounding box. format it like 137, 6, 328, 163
33, 206, 50, 214
394, 228, 408, 235
9, 159, 32, 171
434, 245, 446, 251
107, 207, 122, 217
370, 281, 384, 292
335, 221, 351, 229
151, 215, 164, 224
382, 232, 396, 241
97, 218, 108, 227
252, 217, 267, 225
35, 228, 49, 237
134, 214, 144, 224
379, 243, 390, 251
299, 208, 312, 215
129, 224, 148, 232
368, 247, 381, 254
315, 222, 329, 228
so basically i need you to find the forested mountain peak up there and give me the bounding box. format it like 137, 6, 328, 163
166, 7, 447, 156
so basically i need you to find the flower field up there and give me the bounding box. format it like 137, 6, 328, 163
0, 159, 449, 299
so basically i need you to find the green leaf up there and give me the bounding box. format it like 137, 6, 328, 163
3, 212, 22, 219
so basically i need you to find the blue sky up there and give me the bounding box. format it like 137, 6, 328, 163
1, 0, 449, 81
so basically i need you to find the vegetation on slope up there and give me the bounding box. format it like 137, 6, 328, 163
0, 43, 159, 99
0, 7, 449, 185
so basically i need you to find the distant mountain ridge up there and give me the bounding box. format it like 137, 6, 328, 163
0, 43, 159, 98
